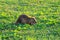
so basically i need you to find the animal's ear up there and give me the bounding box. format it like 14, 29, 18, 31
32, 17, 35, 18
32, 17, 36, 20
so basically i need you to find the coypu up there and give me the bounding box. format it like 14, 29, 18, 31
15, 14, 37, 25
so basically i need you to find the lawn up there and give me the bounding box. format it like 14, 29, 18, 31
0, 0, 60, 40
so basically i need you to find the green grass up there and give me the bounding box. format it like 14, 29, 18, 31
0, 0, 60, 40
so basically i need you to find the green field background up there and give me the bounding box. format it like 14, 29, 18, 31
0, 0, 60, 40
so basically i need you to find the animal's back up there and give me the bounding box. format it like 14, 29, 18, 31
19, 14, 29, 18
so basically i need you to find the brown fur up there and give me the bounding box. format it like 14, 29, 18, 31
15, 14, 37, 25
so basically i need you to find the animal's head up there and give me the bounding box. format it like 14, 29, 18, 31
29, 17, 37, 25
